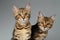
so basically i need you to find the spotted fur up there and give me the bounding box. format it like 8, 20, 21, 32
11, 4, 31, 40
30, 11, 55, 40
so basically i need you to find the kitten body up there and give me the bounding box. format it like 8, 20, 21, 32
31, 23, 48, 40
11, 4, 31, 40
30, 12, 55, 40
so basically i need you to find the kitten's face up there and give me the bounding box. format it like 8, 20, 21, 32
13, 4, 30, 25
38, 13, 55, 31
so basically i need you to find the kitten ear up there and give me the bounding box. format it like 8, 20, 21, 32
13, 5, 19, 12
38, 11, 44, 18
50, 15, 56, 21
13, 5, 19, 16
25, 3, 30, 10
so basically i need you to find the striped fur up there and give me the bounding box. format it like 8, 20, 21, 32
11, 4, 31, 40
30, 12, 55, 40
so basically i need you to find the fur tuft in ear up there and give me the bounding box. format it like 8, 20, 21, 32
50, 15, 56, 21
12, 5, 19, 16
13, 5, 18, 12
38, 11, 44, 18
25, 3, 30, 10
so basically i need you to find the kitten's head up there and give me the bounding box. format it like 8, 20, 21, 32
37, 11, 55, 31
13, 3, 31, 25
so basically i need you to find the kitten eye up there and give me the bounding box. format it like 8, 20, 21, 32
47, 23, 50, 25
25, 13, 27, 15
40, 22, 43, 24
18, 14, 21, 16
49, 26, 52, 28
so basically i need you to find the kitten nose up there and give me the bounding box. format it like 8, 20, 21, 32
44, 25, 47, 28
21, 15, 25, 19
22, 17, 25, 19
44, 27, 46, 28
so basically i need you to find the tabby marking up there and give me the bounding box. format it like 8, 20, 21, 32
30, 11, 55, 40
11, 3, 31, 40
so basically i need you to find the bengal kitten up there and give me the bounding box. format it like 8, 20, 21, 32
30, 11, 55, 40
11, 4, 31, 40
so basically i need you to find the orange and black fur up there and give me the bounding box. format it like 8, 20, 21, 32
30, 11, 55, 40
11, 4, 31, 40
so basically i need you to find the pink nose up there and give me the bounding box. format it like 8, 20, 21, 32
23, 17, 25, 19
21, 16, 25, 19
44, 25, 47, 28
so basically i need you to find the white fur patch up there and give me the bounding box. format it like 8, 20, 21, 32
39, 26, 49, 31
18, 19, 28, 25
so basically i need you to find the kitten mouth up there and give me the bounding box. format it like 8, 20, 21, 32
40, 26, 48, 31
18, 19, 27, 25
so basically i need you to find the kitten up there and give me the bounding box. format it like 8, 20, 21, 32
30, 11, 55, 40
11, 3, 31, 40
